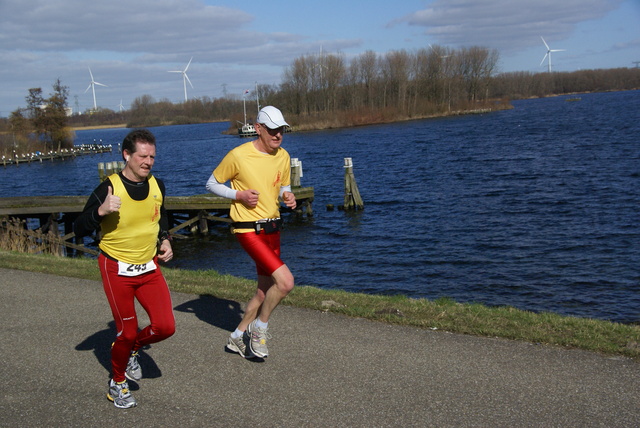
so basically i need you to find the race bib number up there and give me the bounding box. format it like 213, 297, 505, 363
117, 259, 157, 277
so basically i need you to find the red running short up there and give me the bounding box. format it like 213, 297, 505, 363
235, 231, 284, 276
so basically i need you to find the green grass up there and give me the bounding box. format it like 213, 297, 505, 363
1, 250, 638, 360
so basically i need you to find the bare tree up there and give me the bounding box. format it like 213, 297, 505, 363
25, 87, 46, 138
283, 56, 312, 115
323, 53, 346, 112
46, 78, 72, 150
354, 50, 379, 110
380, 50, 411, 112
457, 46, 499, 102
8, 109, 29, 152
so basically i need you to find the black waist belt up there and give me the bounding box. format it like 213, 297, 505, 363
233, 218, 283, 234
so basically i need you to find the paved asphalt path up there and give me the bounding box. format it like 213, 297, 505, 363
0, 267, 638, 427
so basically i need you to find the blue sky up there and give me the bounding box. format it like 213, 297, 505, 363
0, 0, 638, 117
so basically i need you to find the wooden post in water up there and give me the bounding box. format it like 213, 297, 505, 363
198, 210, 209, 235
290, 158, 302, 187
98, 161, 126, 181
343, 157, 364, 210
98, 162, 105, 181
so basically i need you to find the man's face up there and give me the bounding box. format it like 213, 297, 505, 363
255, 123, 284, 154
124, 141, 155, 181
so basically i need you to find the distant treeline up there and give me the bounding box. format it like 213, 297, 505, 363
491, 67, 640, 99
2, 46, 639, 142
85, 47, 640, 130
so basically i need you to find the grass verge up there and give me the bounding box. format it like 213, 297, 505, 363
1, 250, 638, 360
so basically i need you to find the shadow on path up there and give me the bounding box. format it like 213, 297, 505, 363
173, 294, 243, 332
75, 321, 162, 383
173, 294, 266, 362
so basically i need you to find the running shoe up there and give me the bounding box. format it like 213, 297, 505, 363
125, 350, 142, 381
226, 333, 254, 358
107, 379, 137, 409
247, 319, 271, 358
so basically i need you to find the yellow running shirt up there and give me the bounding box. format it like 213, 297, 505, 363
99, 174, 163, 264
213, 141, 291, 227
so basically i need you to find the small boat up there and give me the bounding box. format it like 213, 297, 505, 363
236, 82, 293, 137
238, 83, 260, 137
237, 122, 291, 137
238, 122, 257, 137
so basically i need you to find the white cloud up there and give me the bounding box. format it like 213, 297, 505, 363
1, 0, 251, 53
396, 0, 623, 52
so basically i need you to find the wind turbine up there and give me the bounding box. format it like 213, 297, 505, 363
168, 57, 193, 102
540, 37, 565, 73
429, 44, 450, 59
117, 99, 124, 112
315, 61, 328, 84
314, 47, 327, 85
84, 67, 107, 110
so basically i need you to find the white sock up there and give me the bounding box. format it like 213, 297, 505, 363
231, 329, 243, 339
255, 318, 268, 329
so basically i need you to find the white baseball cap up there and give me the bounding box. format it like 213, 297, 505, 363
256, 106, 289, 129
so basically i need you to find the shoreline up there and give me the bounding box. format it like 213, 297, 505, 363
69, 89, 637, 134
71, 104, 512, 134
0, 250, 638, 360
72, 124, 128, 131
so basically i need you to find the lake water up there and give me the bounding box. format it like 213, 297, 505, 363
1, 90, 638, 323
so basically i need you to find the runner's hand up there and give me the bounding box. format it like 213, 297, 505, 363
98, 186, 121, 216
237, 189, 259, 208
157, 239, 173, 262
282, 191, 297, 209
